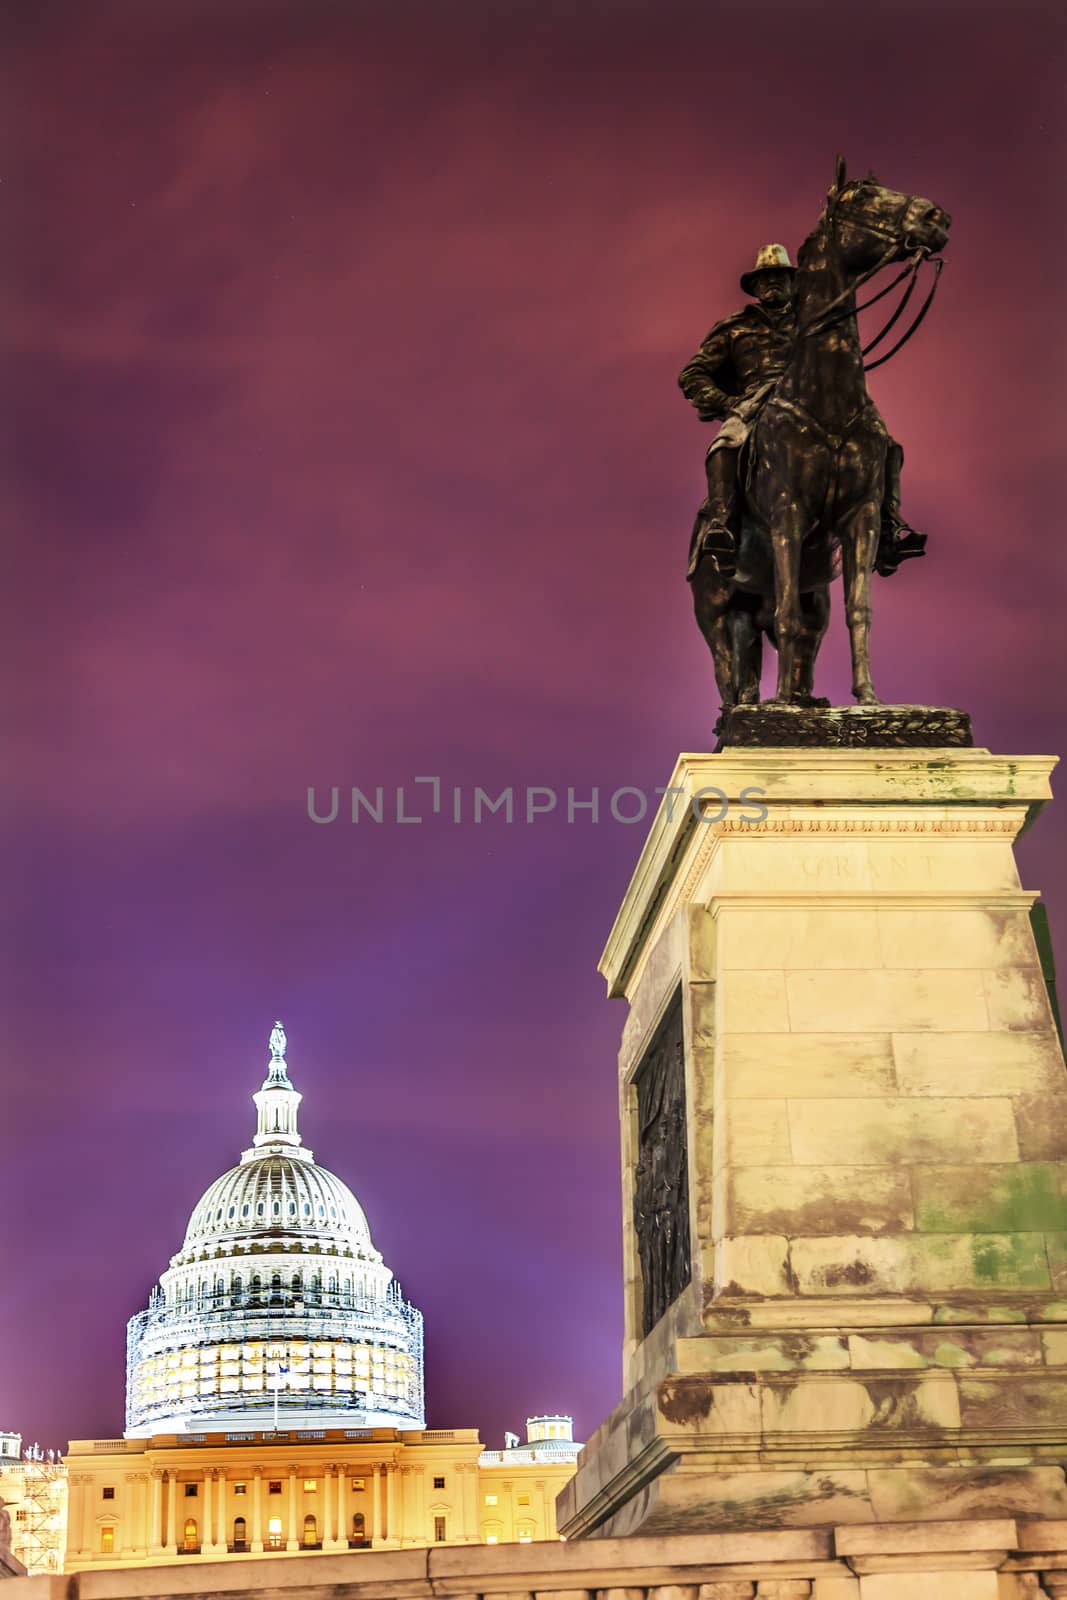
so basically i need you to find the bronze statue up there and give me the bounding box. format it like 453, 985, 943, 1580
680, 158, 950, 724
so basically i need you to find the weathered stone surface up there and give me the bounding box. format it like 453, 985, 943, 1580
717, 909, 882, 971
725, 1168, 913, 1237
1015, 1094, 1067, 1160
720, 1034, 896, 1100
876, 907, 1035, 971
848, 1328, 1043, 1372
678, 1333, 849, 1373
788, 1099, 1019, 1166
957, 1374, 1067, 1429
866, 1467, 1067, 1523
785, 970, 989, 1033
790, 1233, 1050, 1296
720, 972, 790, 1034
714, 1236, 793, 1296
893, 1032, 1066, 1098
718, 704, 973, 749
984, 967, 1055, 1032
913, 1164, 1067, 1234
721, 1102, 793, 1167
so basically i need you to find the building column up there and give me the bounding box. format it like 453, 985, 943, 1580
164, 1470, 177, 1555
204, 1469, 224, 1554
462, 1462, 478, 1542
338, 1466, 348, 1547
321, 1466, 336, 1550
385, 1461, 397, 1544
251, 1468, 263, 1552
372, 1463, 382, 1544
149, 1470, 163, 1555
287, 1464, 298, 1551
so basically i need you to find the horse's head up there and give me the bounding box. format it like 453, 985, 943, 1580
823, 155, 951, 269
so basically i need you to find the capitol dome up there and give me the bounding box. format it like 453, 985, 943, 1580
125, 1023, 424, 1437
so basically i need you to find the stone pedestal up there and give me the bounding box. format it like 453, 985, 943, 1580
558, 747, 1067, 1539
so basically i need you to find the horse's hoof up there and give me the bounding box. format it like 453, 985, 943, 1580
854, 689, 881, 706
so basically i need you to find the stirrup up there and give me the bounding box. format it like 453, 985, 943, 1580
694, 521, 738, 578
876, 516, 927, 577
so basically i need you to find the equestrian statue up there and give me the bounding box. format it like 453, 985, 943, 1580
680, 157, 951, 729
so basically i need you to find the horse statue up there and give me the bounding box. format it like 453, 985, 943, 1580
690, 158, 951, 726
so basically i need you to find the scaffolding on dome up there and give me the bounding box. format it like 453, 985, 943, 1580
125, 1285, 424, 1435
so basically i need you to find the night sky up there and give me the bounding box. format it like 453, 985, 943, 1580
3, 0, 1065, 1453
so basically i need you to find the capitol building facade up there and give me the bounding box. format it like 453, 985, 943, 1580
64, 1026, 580, 1569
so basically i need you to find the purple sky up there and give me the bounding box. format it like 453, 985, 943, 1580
3, 0, 1065, 1452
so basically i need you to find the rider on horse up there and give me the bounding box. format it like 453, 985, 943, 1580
679, 243, 923, 584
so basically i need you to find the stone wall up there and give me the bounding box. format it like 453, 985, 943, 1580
4, 1519, 1067, 1598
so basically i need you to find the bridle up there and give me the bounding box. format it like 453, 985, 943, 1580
797, 185, 945, 371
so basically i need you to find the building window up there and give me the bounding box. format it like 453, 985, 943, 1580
267, 1516, 283, 1549
433, 1476, 445, 1489
434, 1515, 447, 1542
183, 1518, 199, 1552
184, 1483, 197, 1497
484, 1494, 497, 1505
303, 1478, 317, 1492
102, 1486, 115, 1500
302, 1513, 318, 1547
517, 1494, 531, 1506
101, 1527, 114, 1554
269, 1481, 282, 1494
234, 1483, 246, 1495
485, 1534, 498, 1544
351, 1477, 365, 1491
233, 1516, 247, 1551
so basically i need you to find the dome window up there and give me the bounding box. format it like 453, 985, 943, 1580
216, 1208, 222, 1221
330, 1206, 336, 1219
289, 1202, 297, 1217
273, 1201, 280, 1216
257, 1202, 264, 1216
228, 1207, 236, 1219
242, 1204, 250, 1217
303, 1203, 311, 1217
317, 1204, 325, 1218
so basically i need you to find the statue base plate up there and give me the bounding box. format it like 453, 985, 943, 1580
720, 703, 973, 749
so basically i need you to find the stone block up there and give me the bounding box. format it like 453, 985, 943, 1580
848, 1328, 1042, 1371
785, 970, 989, 1034
720, 972, 791, 1033
725, 1167, 913, 1237
717, 908, 882, 971
958, 1373, 1067, 1430
790, 1233, 1049, 1296
761, 1376, 878, 1433
893, 1032, 1067, 1098
984, 968, 1054, 1032
811, 1583, 860, 1600
678, 1333, 849, 1372
876, 907, 1035, 970
722, 1102, 793, 1167
854, 1576, 1002, 1599
867, 1466, 1067, 1522
1041, 1330, 1067, 1366
1014, 1095, 1067, 1160
714, 1235, 793, 1296
656, 1373, 762, 1436
1046, 1234, 1067, 1293
721, 1034, 896, 1100
788, 1099, 1019, 1166
914, 1164, 1067, 1234
698, 1587, 756, 1600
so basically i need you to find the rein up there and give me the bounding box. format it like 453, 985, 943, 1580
795, 190, 944, 372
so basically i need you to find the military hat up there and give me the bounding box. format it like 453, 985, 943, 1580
740, 243, 795, 296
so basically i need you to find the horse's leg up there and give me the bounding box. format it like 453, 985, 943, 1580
792, 587, 831, 703
839, 503, 881, 703
769, 511, 805, 703
690, 561, 737, 729
730, 599, 761, 705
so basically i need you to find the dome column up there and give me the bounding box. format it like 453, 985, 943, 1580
203, 1469, 224, 1555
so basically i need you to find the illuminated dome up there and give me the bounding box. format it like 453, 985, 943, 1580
125, 1023, 424, 1437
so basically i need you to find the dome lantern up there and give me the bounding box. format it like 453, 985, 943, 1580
247, 1019, 307, 1160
